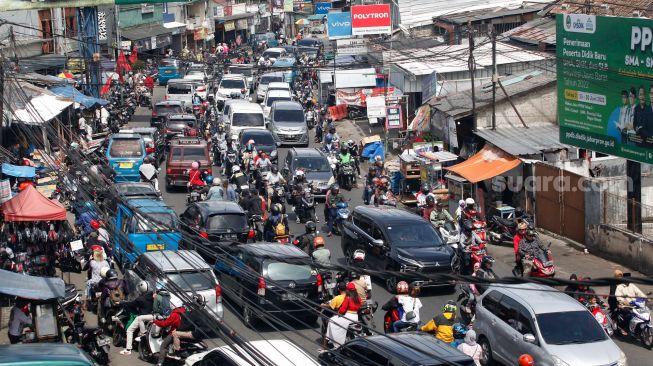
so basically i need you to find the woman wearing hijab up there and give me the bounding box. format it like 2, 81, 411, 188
457, 329, 482, 366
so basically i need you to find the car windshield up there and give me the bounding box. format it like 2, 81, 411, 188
133, 212, 179, 233
109, 139, 143, 158
232, 113, 264, 127
260, 75, 283, 85
167, 120, 193, 129
182, 147, 207, 161
220, 79, 245, 89
241, 133, 274, 146
229, 68, 253, 76
264, 51, 281, 59
385, 223, 444, 248
160, 59, 178, 67
156, 105, 183, 115
168, 84, 192, 94
537, 311, 607, 345
274, 108, 304, 122
266, 96, 292, 107
166, 271, 214, 291
295, 156, 330, 172
117, 185, 157, 196
187, 71, 204, 77
207, 214, 248, 231
265, 261, 313, 281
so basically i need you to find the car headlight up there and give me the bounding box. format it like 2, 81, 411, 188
397, 254, 422, 268
618, 351, 628, 366
270, 150, 277, 157
552, 356, 571, 366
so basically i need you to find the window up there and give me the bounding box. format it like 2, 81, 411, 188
171, 148, 183, 160
132, 212, 179, 233
182, 147, 207, 161
385, 223, 444, 248
220, 79, 245, 89
64, 8, 77, 36
482, 290, 502, 315
231, 113, 264, 127
353, 214, 372, 233
371, 224, 384, 241
109, 139, 143, 158
498, 296, 534, 335
120, 210, 132, 234
168, 84, 193, 94
241, 132, 274, 146
273, 108, 304, 122
165, 271, 215, 291
266, 96, 292, 107
155, 105, 183, 115
260, 75, 283, 85
200, 350, 239, 366
206, 214, 248, 231
537, 311, 607, 345
340, 344, 388, 366
294, 156, 330, 172
264, 261, 313, 281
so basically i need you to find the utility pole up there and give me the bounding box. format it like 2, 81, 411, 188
491, 27, 496, 130
467, 21, 476, 131
0, 60, 4, 148
9, 27, 19, 70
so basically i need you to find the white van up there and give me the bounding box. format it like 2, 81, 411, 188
165, 79, 196, 105
228, 103, 266, 135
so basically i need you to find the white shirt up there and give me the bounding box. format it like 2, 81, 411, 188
98, 227, 110, 244
397, 295, 422, 323
265, 172, 284, 185
8, 306, 32, 336
616, 283, 646, 305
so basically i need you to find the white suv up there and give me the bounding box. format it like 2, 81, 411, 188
215, 74, 249, 109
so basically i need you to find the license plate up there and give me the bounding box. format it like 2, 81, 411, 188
146, 244, 165, 251
282, 292, 307, 301
324, 283, 336, 290
119, 162, 134, 169
163, 70, 173, 74
97, 337, 111, 346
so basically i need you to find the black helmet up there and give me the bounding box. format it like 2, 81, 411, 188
421, 183, 431, 194
340, 147, 348, 154
425, 195, 435, 206
105, 269, 118, 280
271, 165, 278, 174
144, 156, 154, 164
481, 256, 495, 267
187, 121, 193, 127
305, 221, 316, 234
331, 184, 340, 193
368, 166, 375, 173
271, 204, 280, 215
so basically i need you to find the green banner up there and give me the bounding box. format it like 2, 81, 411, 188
557, 14, 653, 163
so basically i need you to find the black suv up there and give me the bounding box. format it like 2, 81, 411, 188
151, 101, 186, 128
318, 332, 476, 366
341, 206, 455, 292
164, 114, 197, 144
180, 201, 251, 257
214, 243, 320, 328
281, 148, 333, 198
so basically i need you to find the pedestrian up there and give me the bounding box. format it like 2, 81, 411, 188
457, 329, 482, 366
223, 179, 237, 202
8, 299, 32, 344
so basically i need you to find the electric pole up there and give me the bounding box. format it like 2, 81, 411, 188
0, 60, 4, 148
491, 27, 496, 130
9, 27, 19, 71
467, 21, 476, 131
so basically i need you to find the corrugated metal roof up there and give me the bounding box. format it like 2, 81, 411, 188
436, 4, 547, 24
503, 17, 556, 46
545, 0, 653, 17
474, 124, 567, 155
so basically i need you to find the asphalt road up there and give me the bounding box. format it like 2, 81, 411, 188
101, 86, 652, 366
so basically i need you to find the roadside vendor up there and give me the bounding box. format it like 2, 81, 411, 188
8, 299, 33, 344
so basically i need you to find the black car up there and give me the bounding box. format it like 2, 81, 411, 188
282, 148, 333, 198
114, 182, 161, 200
297, 38, 323, 48
151, 101, 186, 128
341, 206, 455, 292
180, 201, 251, 257
239, 128, 280, 162
164, 114, 197, 144
119, 127, 165, 164
318, 332, 476, 366
214, 243, 320, 328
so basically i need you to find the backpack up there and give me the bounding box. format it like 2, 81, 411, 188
275, 222, 286, 236
109, 286, 125, 305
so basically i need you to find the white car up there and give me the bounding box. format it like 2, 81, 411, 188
266, 81, 291, 94
262, 89, 292, 119
185, 339, 319, 366
216, 74, 248, 108
184, 73, 208, 100
261, 47, 287, 63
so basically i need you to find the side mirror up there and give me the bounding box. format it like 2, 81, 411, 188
276, 141, 282, 147
372, 239, 384, 247
523, 333, 537, 344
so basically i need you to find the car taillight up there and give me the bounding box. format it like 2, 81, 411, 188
146, 147, 155, 154
292, 239, 300, 246
165, 128, 171, 134
248, 230, 256, 239
151, 111, 157, 117
241, 88, 246, 94
215, 285, 222, 302
316, 273, 323, 292
257, 277, 266, 296
197, 86, 206, 92
164, 95, 168, 100
167, 168, 172, 175
200, 231, 209, 239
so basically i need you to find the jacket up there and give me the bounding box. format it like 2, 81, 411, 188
421, 311, 456, 343
513, 233, 524, 255
518, 238, 547, 259
430, 209, 453, 226
153, 307, 186, 331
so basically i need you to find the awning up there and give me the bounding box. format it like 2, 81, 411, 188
0, 269, 65, 299
216, 12, 256, 22
446, 144, 521, 183
473, 124, 568, 156
163, 22, 186, 29
1, 185, 67, 221
49, 85, 108, 108
11, 94, 72, 125
121, 23, 170, 42
1, 163, 36, 178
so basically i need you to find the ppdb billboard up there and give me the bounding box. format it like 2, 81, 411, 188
557, 14, 653, 164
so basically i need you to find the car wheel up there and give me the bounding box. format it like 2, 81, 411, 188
344, 246, 353, 264
243, 303, 257, 329
479, 337, 494, 365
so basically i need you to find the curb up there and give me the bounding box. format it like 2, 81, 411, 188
537, 228, 587, 253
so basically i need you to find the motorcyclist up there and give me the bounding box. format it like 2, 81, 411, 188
518, 229, 550, 277
614, 270, 647, 335
84, 248, 109, 310
192, 92, 202, 106
167, 295, 209, 361
325, 124, 340, 146
244, 188, 265, 219
416, 183, 436, 210
289, 169, 307, 214
311, 236, 331, 267
293, 221, 317, 252
229, 165, 249, 192
119, 281, 154, 355
139, 156, 159, 191
512, 222, 528, 276
459, 198, 479, 227
421, 301, 457, 344
323, 134, 337, 153
372, 176, 392, 206
187, 161, 207, 194
430, 201, 454, 228
205, 178, 225, 201
422, 195, 437, 221
242, 139, 257, 173
474, 256, 497, 294
362, 166, 378, 205
326, 184, 345, 237
373, 155, 385, 176
254, 151, 272, 172
264, 165, 286, 206
153, 303, 186, 366
346, 139, 361, 178
99, 269, 128, 324
264, 203, 288, 241
184, 121, 199, 137
337, 145, 353, 185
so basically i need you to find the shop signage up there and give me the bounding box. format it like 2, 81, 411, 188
336, 38, 366, 55
193, 27, 208, 40
224, 21, 235, 31
421, 70, 438, 103
213, 5, 224, 18
556, 14, 653, 163
97, 12, 107, 41
366, 96, 386, 119
236, 19, 248, 30
351, 4, 391, 35
120, 40, 132, 50
141, 4, 154, 13
0, 179, 10, 204
232, 3, 246, 15
283, 0, 293, 12
315, 2, 331, 15
386, 105, 402, 129
327, 12, 352, 40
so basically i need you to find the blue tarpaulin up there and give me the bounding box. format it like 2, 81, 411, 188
361, 141, 384, 162
1, 163, 35, 178
49, 85, 108, 108
0, 269, 65, 299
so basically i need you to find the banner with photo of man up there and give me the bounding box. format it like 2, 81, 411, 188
557, 14, 653, 164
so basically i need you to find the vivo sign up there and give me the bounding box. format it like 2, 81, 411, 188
351, 4, 391, 35
327, 12, 353, 39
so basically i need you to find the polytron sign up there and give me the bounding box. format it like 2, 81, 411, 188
351, 4, 391, 35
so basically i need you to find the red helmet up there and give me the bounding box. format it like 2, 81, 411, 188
90, 219, 100, 230
518, 354, 534, 366
396, 281, 409, 294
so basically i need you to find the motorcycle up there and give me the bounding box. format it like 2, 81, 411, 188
138, 321, 208, 364
248, 215, 264, 242
615, 298, 653, 348
487, 211, 534, 245
586, 301, 615, 337
295, 185, 317, 224
306, 108, 316, 129
374, 190, 398, 207
338, 163, 356, 191
520, 243, 555, 278
346, 300, 378, 341
348, 105, 366, 120
224, 151, 238, 176
438, 221, 460, 248
187, 185, 204, 204
270, 182, 286, 206
457, 283, 476, 326
63, 299, 111, 365
333, 201, 350, 236
110, 308, 133, 347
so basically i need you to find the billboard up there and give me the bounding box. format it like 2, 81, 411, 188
351, 4, 391, 35
315, 2, 331, 14
327, 12, 352, 39
337, 39, 367, 55
556, 14, 653, 163
421, 71, 438, 103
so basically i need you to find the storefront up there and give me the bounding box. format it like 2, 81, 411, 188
121, 23, 174, 56
214, 13, 257, 44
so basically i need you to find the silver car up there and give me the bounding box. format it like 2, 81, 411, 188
125, 250, 224, 319
268, 100, 308, 146
474, 283, 626, 366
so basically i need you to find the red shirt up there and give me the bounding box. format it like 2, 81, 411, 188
188, 169, 205, 187
153, 307, 185, 331
513, 233, 523, 254
338, 296, 362, 314
144, 77, 154, 89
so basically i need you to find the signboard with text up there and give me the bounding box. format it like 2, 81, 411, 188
557, 14, 653, 163
315, 2, 331, 14
386, 105, 402, 129
366, 96, 386, 119
337, 38, 367, 55
351, 4, 391, 35
327, 12, 352, 39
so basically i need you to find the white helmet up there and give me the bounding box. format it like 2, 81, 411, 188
4, 247, 14, 259
465, 198, 475, 206
137, 281, 150, 294
213, 177, 222, 186
232, 165, 241, 173
295, 170, 304, 177
231, 134, 238, 141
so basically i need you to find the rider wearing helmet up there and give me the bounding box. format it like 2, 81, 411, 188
294, 221, 317, 251
99, 269, 128, 325
139, 155, 159, 190
475, 256, 497, 294
323, 134, 336, 153
230, 165, 249, 192
416, 183, 436, 209
264, 165, 286, 205
388, 281, 423, 333
346, 139, 361, 178
430, 200, 454, 228
205, 177, 225, 201
311, 236, 331, 266
263, 202, 288, 241
518, 229, 550, 277
422, 195, 437, 220
289, 169, 307, 215
184, 120, 199, 137
188, 161, 206, 189
326, 184, 345, 237
421, 300, 457, 343
518, 354, 535, 366
460, 198, 478, 226
119, 281, 155, 355
362, 166, 378, 205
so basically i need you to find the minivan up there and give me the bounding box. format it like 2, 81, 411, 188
158, 59, 181, 86
105, 133, 146, 182
165, 79, 196, 106
262, 47, 287, 62
215, 74, 248, 109
256, 72, 285, 102
268, 100, 308, 146
228, 102, 266, 135
262, 88, 293, 118
475, 283, 626, 366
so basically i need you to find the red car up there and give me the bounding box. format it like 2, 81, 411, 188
165, 137, 211, 189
